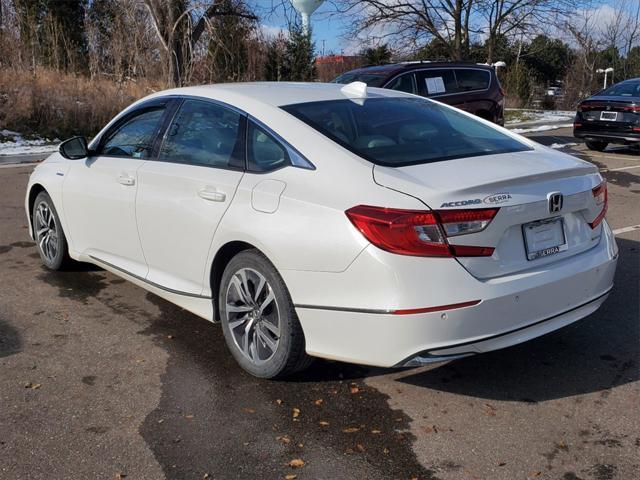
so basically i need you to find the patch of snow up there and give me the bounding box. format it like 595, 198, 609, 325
506, 110, 575, 125
0, 131, 59, 156
549, 142, 579, 149
511, 123, 574, 134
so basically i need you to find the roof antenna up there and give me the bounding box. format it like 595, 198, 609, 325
340, 81, 368, 105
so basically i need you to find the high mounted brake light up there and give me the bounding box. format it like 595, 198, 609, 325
345, 205, 498, 257
589, 181, 608, 229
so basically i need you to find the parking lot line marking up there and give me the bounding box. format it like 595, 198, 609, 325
613, 224, 640, 235
602, 165, 640, 172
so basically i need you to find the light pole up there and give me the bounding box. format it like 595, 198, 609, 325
596, 67, 614, 89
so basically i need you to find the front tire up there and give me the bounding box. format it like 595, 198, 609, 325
585, 140, 608, 151
32, 191, 71, 270
219, 249, 312, 379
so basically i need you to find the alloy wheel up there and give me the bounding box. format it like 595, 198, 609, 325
225, 267, 281, 365
35, 201, 59, 264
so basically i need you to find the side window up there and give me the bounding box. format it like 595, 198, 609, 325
247, 122, 289, 172
455, 69, 490, 92
416, 69, 457, 96
100, 108, 165, 158
387, 73, 417, 94
159, 99, 243, 168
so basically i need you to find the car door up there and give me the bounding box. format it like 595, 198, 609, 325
63, 101, 170, 278
414, 69, 464, 108
135, 98, 246, 295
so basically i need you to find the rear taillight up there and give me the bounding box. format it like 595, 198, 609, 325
345, 205, 498, 257
589, 181, 608, 229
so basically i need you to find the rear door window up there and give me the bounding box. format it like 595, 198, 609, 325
159, 99, 244, 169
386, 73, 417, 94
454, 69, 491, 92
415, 69, 457, 96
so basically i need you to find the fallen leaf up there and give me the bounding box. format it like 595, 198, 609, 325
185, 414, 194, 419
24, 382, 41, 390
166, 335, 174, 339
243, 442, 249, 446
288, 458, 305, 468
383, 447, 390, 455
318, 421, 330, 427
157, 419, 164, 424
314, 399, 323, 406
356, 443, 365, 452
410, 477, 418, 480
498, 461, 506, 466
297, 443, 304, 448
276, 399, 283, 405
277, 435, 291, 444
243, 408, 256, 414
342, 427, 359, 433
484, 403, 497, 416
350, 386, 359, 394
203, 474, 210, 479
530, 472, 542, 477
284, 475, 297, 480
371, 429, 381, 434
115, 474, 126, 479
292, 408, 300, 418
345, 447, 354, 454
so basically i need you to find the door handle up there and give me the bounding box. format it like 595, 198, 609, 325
117, 174, 135, 186
198, 187, 226, 202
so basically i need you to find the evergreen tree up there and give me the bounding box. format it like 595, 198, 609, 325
361, 44, 392, 65
264, 33, 288, 81
285, 23, 315, 82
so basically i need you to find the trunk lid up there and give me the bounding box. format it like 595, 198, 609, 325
580, 97, 640, 132
373, 148, 605, 279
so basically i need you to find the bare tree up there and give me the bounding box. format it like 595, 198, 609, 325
337, 0, 477, 60
142, 0, 256, 86
477, 0, 576, 63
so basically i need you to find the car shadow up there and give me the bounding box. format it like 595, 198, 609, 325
393, 236, 639, 402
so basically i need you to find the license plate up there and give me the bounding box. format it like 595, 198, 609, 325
523, 217, 568, 261
600, 111, 618, 121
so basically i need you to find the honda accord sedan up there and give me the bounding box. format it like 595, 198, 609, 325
26, 82, 617, 378
574, 77, 640, 150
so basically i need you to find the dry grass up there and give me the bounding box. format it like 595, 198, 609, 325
0, 67, 161, 139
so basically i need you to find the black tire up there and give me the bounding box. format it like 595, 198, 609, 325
585, 140, 608, 152
219, 249, 312, 379
32, 191, 72, 270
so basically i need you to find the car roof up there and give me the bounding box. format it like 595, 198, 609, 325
340, 61, 495, 77
145, 82, 405, 110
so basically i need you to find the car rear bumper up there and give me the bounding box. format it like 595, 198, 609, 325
574, 129, 640, 144
288, 221, 618, 367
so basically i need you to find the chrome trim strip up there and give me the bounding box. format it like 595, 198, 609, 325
294, 304, 394, 314
89, 255, 212, 300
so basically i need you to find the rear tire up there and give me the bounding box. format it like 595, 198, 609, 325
585, 140, 608, 151
219, 249, 312, 379
32, 191, 72, 270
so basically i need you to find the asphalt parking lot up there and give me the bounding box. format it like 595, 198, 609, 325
0, 127, 638, 480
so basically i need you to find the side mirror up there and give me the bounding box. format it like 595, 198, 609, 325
59, 136, 89, 159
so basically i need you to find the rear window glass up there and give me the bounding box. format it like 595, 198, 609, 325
282, 97, 530, 167
455, 69, 491, 91
599, 81, 640, 97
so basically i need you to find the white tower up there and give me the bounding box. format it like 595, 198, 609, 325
291, 0, 324, 34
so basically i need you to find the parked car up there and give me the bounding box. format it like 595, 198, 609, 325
574, 78, 640, 151
332, 61, 505, 125
27, 82, 616, 379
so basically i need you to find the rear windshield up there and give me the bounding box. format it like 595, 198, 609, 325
599, 81, 640, 97
281, 97, 530, 167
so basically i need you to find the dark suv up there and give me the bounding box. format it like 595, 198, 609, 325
332, 62, 505, 125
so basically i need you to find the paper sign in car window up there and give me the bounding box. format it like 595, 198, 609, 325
425, 76, 446, 94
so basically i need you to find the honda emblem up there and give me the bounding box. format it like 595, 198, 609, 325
548, 192, 563, 213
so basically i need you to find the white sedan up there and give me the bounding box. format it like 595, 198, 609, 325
26, 82, 617, 378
